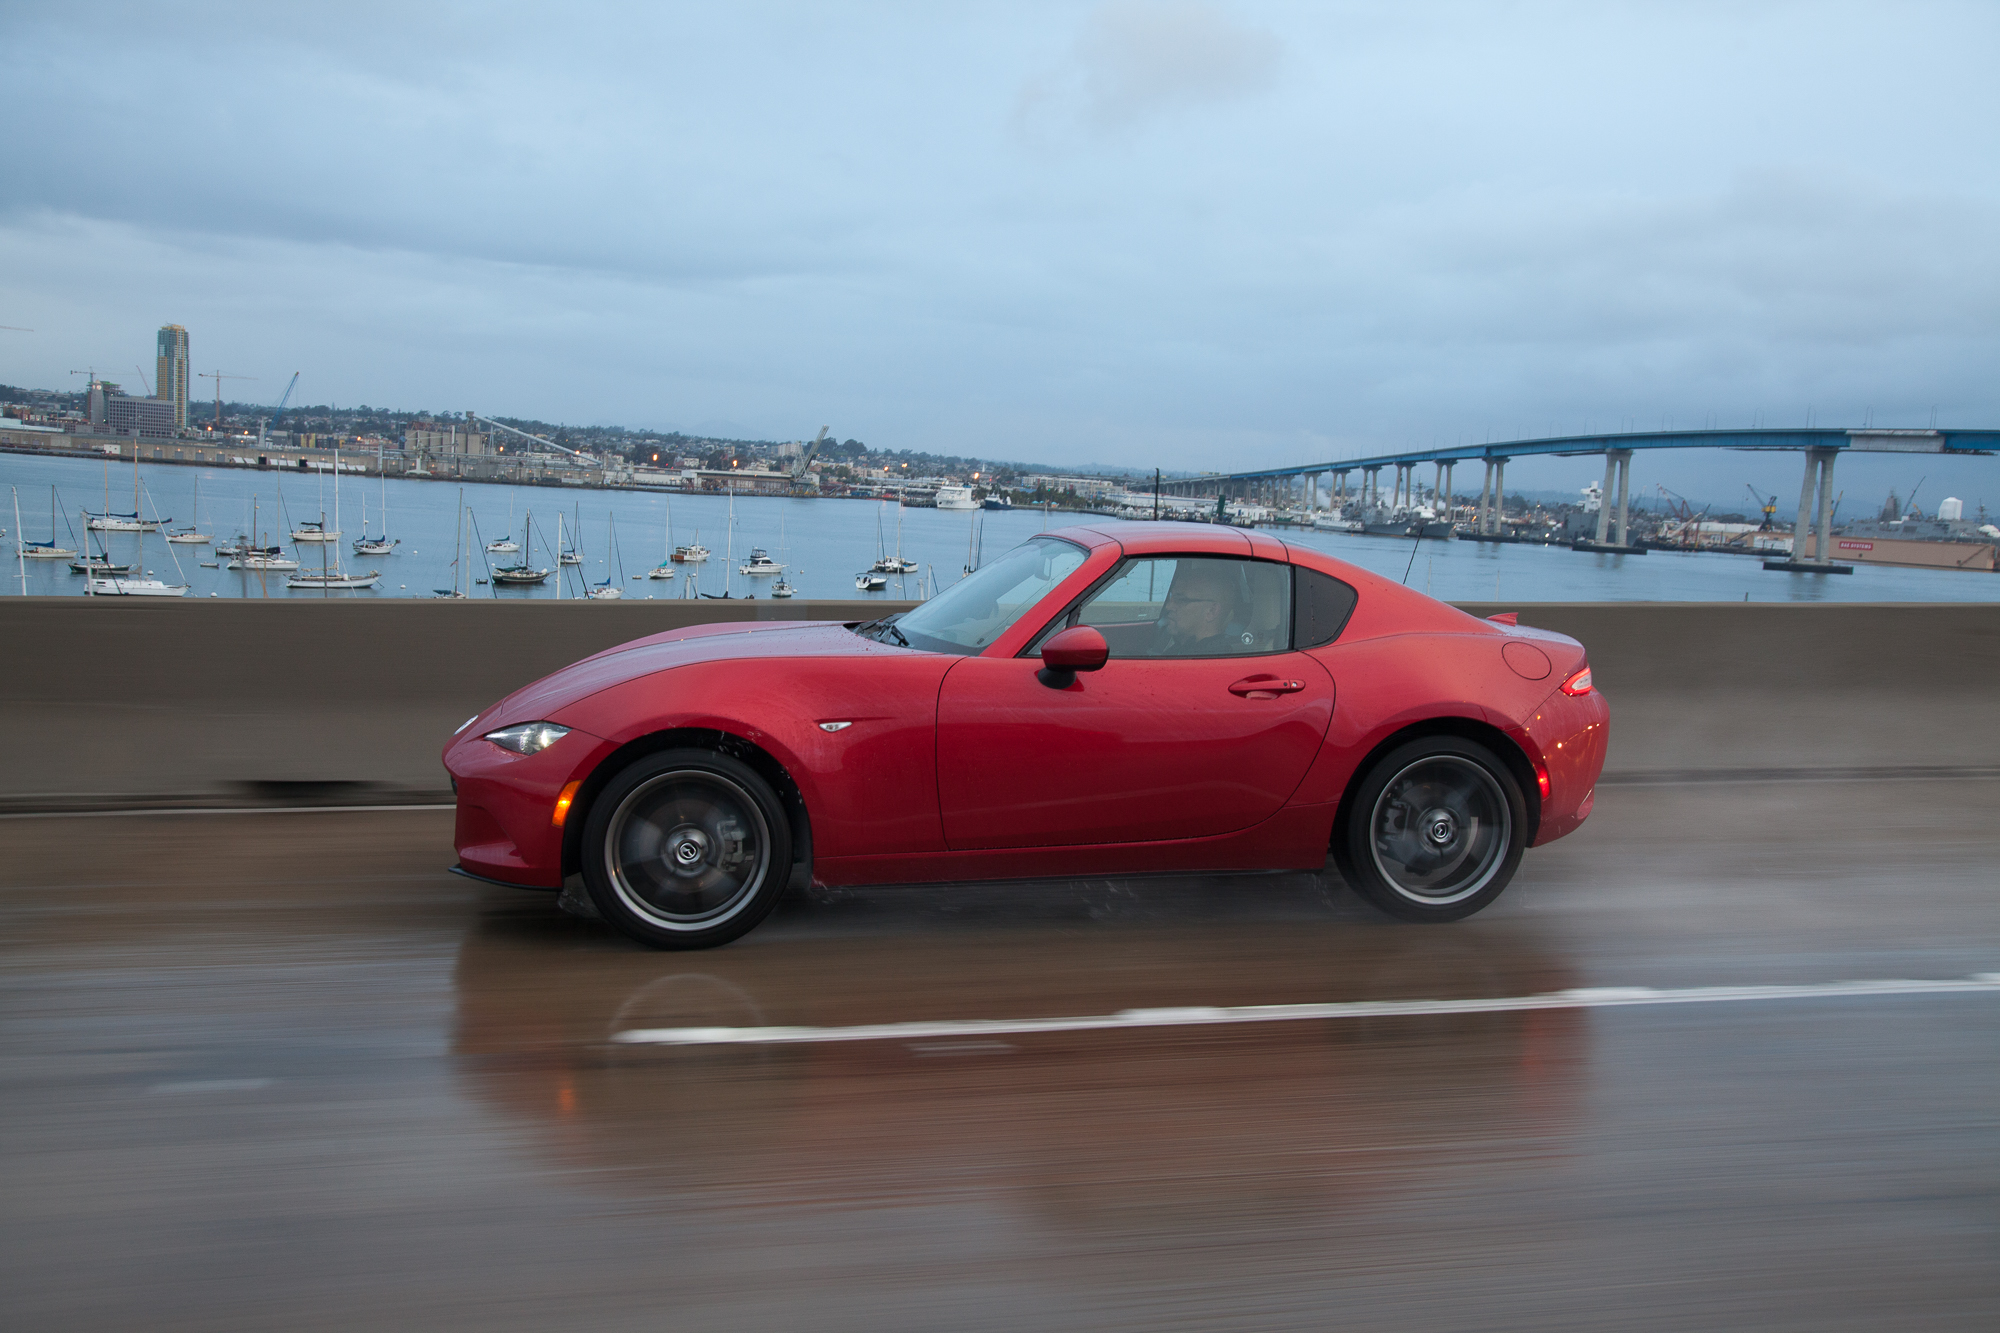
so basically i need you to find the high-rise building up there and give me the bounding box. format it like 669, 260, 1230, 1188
156, 324, 189, 429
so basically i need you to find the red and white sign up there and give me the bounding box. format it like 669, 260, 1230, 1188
1838, 540, 1875, 552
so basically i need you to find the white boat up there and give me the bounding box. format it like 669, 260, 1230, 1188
855, 571, 888, 591
88, 577, 188, 597
934, 484, 977, 511
294, 448, 343, 540
434, 492, 471, 598
586, 511, 625, 597
20, 486, 77, 558
285, 569, 380, 589
491, 510, 551, 585
738, 547, 784, 576
771, 578, 795, 598
485, 496, 520, 554
166, 478, 210, 543
352, 467, 398, 555
229, 553, 300, 571
86, 512, 163, 532
672, 539, 709, 563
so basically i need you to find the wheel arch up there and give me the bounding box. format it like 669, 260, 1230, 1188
1329, 716, 1542, 859
560, 727, 813, 886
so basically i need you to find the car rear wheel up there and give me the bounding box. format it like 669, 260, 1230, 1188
581, 749, 794, 950
1337, 736, 1526, 922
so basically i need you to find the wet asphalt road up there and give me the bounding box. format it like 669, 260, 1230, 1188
3, 778, 1998, 1331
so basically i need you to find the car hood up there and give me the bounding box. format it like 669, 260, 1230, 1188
477, 620, 914, 728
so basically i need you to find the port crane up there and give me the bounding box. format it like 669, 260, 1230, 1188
1744, 484, 1779, 531
258, 372, 301, 446
788, 426, 830, 484
197, 369, 255, 428
1652, 483, 1708, 548
468, 412, 596, 464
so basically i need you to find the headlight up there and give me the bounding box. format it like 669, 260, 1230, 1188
483, 722, 571, 755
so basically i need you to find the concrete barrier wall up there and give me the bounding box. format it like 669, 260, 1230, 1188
2, 599, 1994, 810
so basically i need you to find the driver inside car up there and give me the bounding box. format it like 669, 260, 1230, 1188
1152, 561, 1252, 656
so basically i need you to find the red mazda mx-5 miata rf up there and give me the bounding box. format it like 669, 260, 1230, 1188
445, 522, 1608, 949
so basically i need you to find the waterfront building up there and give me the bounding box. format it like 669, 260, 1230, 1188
86, 381, 177, 439
156, 325, 190, 428
404, 422, 488, 455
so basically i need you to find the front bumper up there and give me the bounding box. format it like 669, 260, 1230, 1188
443, 725, 614, 888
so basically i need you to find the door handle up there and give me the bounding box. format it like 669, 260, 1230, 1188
1229, 676, 1307, 699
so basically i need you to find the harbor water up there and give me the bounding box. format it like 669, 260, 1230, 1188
5, 453, 1996, 603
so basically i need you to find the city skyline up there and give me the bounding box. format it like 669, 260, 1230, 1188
2, 3, 1997, 509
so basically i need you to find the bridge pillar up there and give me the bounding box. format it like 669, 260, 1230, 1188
1443, 461, 1455, 522
1491, 458, 1508, 533
1594, 453, 1617, 543
1815, 448, 1838, 561
1477, 462, 1493, 534
1792, 451, 1821, 559
1613, 450, 1633, 546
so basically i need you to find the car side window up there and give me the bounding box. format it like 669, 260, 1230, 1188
1293, 567, 1358, 649
1062, 556, 1291, 659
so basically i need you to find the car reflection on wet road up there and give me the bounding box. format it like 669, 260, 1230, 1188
4, 779, 1998, 1331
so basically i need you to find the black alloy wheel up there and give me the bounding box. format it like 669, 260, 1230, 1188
1336, 736, 1527, 922
581, 749, 795, 950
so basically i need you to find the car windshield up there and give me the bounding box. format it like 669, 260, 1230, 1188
867, 536, 1088, 655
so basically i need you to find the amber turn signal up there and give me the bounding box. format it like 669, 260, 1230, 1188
552, 780, 582, 827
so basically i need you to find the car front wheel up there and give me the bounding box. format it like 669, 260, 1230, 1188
581, 749, 794, 950
1337, 736, 1527, 922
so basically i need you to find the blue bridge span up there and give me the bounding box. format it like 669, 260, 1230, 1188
1161, 427, 2000, 564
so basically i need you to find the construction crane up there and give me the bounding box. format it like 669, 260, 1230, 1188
1652, 483, 1708, 548
197, 370, 256, 428
1744, 484, 1779, 531
257, 372, 301, 445
789, 426, 830, 483
468, 412, 595, 464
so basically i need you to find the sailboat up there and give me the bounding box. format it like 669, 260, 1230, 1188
872, 496, 919, 573
588, 511, 624, 598
486, 492, 520, 553
292, 452, 341, 541
434, 491, 470, 598
491, 510, 551, 585
70, 512, 133, 574
92, 483, 191, 596
559, 503, 584, 565
226, 498, 299, 570
165, 477, 210, 544
771, 516, 794, 597
648, 499, 678, 579
86, 445, 168, 530
353, 467, 398, 554
19, 487, 78, 558
285, 508, 381, 588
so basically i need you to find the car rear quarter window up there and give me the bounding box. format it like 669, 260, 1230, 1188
1293, 567, 1358, 649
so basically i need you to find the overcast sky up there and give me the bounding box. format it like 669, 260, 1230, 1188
3, 1, 1997, 507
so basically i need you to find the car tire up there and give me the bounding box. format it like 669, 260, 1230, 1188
1337, 736, 1527, 922
580, 748, 795, 950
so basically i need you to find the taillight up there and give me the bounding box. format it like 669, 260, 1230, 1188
1560, 666, 1593, 696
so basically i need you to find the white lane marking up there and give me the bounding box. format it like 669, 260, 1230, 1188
0, 804, 454, 821
146, 1078, 275, 1095
613, 974, 2000, 1047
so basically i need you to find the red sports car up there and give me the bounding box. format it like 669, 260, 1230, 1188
444, 522, 1608, 949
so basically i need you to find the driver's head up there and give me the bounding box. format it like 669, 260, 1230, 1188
1162, 561, 1239, 642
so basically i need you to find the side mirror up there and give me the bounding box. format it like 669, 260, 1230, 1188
1038, 625, 1109, 688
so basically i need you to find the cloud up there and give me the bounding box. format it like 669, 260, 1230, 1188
1018, 1, 1283, 135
